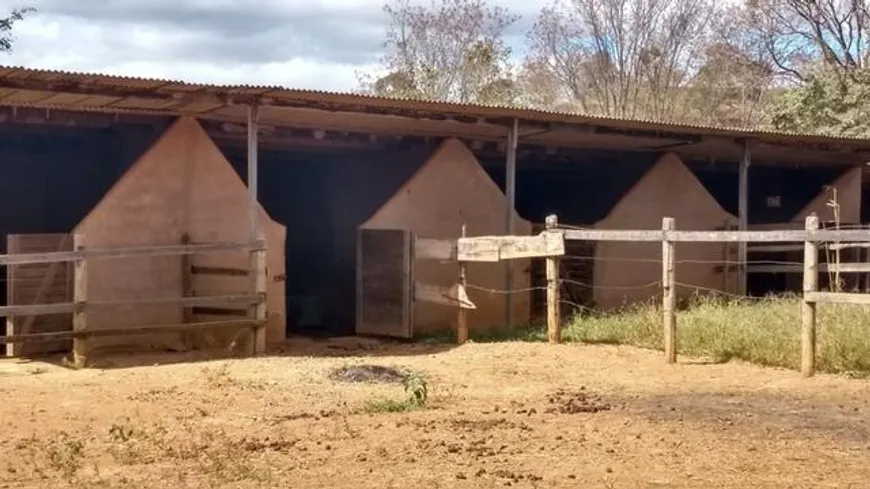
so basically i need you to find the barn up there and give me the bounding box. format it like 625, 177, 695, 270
0, 66, 869, 360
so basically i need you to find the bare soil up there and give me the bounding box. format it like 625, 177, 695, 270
1, 337, 869, 489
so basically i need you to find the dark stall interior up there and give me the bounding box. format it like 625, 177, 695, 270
0, 122, 163, 328
219, 141, 433, 337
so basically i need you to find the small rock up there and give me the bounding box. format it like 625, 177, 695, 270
456, 473, 467, 480
568, 474, 577, 479
605, 467, 613, 474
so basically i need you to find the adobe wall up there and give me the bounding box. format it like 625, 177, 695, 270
593, 153, 739, 310
793, 166, 862, 224
74, 117, 286, 351
362, 138, 531, 335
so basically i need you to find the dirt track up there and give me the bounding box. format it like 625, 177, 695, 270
1, 338, 868, 488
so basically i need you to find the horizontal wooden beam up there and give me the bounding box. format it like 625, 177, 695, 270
564, 229, 870, 243
415, 238, 456, 261
1, 319, 262, 345
457, 232, 565, 262
824, 263, 870, 273
748, 244, 804, 253
0, 241, 265, 267
0, 294, 260, 318
804, 292, 870, 305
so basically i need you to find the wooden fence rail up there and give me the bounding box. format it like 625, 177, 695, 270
2, 238, 268, 367
559, 214, 870, 378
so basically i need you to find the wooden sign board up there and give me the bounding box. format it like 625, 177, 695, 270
457, 232, 565, 262
414, 238, 457, 261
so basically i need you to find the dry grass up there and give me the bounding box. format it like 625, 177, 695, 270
435, 295, 870, 375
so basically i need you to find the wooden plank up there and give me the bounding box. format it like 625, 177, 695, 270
1, 319, 263, 345
828, 243, 870, 250
545, 215, 561, 345
0, 302, 77, 317
72, 234, 87, 368
457, 232, 565, 262
804, 292, 870, 305
802, 216, 819, 378
662, 218, 677, 364
738, 142, 750, 296
414, 238, 456, 261
748, 244, 805, 253
456, 237, 500, 262
0, 294, 261, 318
824, 263, 870, 273
191, 266, 250, 277
564, 229, 870, 243
0, 240, 266, 267
89, 294, 260, 309
414, 282, 476, 310
457, 225, 469, 344
251, 248, 268, 354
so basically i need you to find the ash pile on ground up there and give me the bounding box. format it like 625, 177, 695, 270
329, 365, 408, 384
545, 388, 611, 414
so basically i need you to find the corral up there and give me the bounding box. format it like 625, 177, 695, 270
1, 66, 870, 359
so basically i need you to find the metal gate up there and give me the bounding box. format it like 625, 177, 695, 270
5, 233, 74, 357
355, 228, 414, 338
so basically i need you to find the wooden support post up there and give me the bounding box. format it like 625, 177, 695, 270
247, 102, 265, 356
247, 103, 260, 242
180, 233, 195, 348
738, 140, 751, 296
457, 225, 469, 345
545, 215, 561, 344
72, 234, 88, 369
504, 118, 518, 329
250, 246, 268, 354
662, 218, 677, 364
802, 215, 819, 377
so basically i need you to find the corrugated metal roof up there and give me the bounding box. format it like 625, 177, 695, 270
1, 64, 870, 149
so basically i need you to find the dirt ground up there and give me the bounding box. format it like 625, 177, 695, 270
1, 338, 869, 489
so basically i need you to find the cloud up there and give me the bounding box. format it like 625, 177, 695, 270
2, 0, 541, 90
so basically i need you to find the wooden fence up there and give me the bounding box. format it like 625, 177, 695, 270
453, 214, 870, 378
1, 237, 267, 367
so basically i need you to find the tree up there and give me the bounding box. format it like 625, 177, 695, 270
523, 0, 724, 121
772, 66, 870, 136
1, 7, 34, 53
358, 0, 518, 104
684, 8, 778, 128
745, 0, 870, 81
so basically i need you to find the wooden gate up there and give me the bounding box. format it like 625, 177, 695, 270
355, 228, 414, 338
5, 233, 74, 357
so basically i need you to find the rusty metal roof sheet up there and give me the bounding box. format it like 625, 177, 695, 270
1, 64, 870, 150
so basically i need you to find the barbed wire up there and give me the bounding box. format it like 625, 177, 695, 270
465, 284, 549, 295
560, 277, 661, 291
674, 282, 771, 301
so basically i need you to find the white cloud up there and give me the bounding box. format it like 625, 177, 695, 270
1, 0, 540, 90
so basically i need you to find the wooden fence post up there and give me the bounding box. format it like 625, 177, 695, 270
457, 225, 469, 345
72, 234, 88, 369
662, 217, 677, 364
802, 215, 819, 377
545, 215, 561, 344
250, 244, 268, 355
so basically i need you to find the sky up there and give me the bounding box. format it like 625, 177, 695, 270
0, 0, 539, 92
